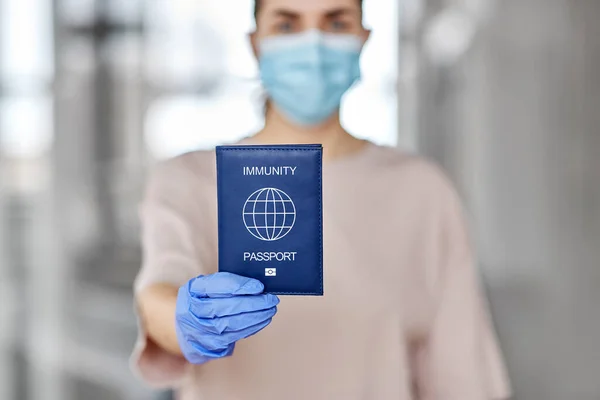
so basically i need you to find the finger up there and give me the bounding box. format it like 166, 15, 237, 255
185, 341, 235, 363
194, 307, 278, 335
199, 318, 274, 351
217, 317, 274, 346
189, 273, 264, 298
189, 293, 280, 318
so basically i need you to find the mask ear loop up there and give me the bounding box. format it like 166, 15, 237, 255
232, 69, 268, 121
247, 74, 269, 122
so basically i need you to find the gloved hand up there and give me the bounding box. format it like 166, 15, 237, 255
175, 272, 279, 364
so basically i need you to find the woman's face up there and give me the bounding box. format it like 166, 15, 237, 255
251, 0, 369, 126
252, 0, 368, 46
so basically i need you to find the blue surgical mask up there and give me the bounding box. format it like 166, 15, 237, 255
259, 29, 363, 126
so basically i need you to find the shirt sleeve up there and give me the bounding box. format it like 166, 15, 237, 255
130, 155, 213, 388
413, 175, 512, 400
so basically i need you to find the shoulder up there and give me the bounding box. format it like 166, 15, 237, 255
148, 149, 216, 186
368, 144, 459, 202
143, 150, 217, 204
372, 146, 474, 262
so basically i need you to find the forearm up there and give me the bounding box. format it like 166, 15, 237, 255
137, 283, 183, 356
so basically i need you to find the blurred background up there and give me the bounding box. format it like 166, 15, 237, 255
0, 0, 598, 399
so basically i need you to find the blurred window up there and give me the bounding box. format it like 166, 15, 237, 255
0, 0, 54, 191
0, 96, 53, 159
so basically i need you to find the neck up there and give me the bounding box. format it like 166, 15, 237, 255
250, 106, 364, 161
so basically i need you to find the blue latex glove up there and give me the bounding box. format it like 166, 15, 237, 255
175, 272, 280, 364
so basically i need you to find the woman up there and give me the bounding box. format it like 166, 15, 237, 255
132, 0, 512, 399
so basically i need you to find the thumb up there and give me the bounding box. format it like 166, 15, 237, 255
189, 272, 264, 298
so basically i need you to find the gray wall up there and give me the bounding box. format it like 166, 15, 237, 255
414, 1, 600, 399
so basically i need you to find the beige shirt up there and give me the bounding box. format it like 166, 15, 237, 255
131, 141, 511, 400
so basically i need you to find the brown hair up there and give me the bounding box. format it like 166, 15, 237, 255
254, 0, 364, 20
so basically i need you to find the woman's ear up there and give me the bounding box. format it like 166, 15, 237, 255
361, 28, 371, 45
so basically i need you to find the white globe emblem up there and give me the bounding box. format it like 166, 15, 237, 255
243, 188, 296, 241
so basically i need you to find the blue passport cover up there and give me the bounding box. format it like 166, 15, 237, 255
216, 144, 323, 296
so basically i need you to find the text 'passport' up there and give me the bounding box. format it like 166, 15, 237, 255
216, 144, 323, 295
